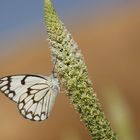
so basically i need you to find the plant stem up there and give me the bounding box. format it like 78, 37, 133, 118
44, 0, 118, 139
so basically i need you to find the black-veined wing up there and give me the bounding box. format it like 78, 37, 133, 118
0, 74, 60, 121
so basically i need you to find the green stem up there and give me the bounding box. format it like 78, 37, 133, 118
44, 0, 118, 139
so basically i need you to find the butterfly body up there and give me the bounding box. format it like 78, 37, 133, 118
0, 74, 60, 121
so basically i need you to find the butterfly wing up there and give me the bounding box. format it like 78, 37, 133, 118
18, 82, 59, 121
0, 75, 59, 121
0, 75, 47, 103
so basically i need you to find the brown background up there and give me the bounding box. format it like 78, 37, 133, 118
0, 5, 139, 140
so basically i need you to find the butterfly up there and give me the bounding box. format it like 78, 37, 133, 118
0, 73, 60, 121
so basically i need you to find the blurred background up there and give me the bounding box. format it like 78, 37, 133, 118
0, 0, 140, 140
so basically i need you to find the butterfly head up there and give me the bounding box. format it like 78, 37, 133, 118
50, 73, 60, 92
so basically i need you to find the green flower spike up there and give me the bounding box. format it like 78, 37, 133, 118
44, 0, 118, 139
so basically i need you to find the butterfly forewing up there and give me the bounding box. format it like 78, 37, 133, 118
0, 75, 46, 102
0, 76, 27, 102
0, 74, 60, 121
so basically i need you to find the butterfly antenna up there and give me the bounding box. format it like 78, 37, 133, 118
52, 59, 57, 77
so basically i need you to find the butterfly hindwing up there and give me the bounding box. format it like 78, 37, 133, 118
18, 83, 58, 121
0, 74, 60, 121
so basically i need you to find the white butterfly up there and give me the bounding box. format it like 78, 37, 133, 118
0, 74, 60, 121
